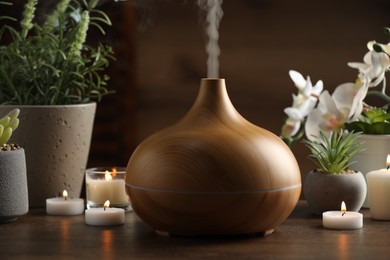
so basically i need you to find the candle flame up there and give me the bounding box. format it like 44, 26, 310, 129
105, 171, 112, 181
387, 154, 390, 167
63, 190, 68, 200
111, 168, 117, 177
104, 200, 110, 211
341, 201, 347, 216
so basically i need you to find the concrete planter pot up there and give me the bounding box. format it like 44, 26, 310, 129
303, 170, 367, 215
349, 134, 390, 208
0, 148, 29, 222
0, 103, 96, 207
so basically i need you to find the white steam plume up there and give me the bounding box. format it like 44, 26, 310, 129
197, 0, 223, 78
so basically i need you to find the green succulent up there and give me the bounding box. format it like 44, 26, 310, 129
345, 107, 390, 134
0, 109, 20, 146
302, 130, 363, 174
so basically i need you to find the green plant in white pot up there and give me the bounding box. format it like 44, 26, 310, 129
0, 109, 29, 222
302, 130, 367, 215
0, 0, 114, 207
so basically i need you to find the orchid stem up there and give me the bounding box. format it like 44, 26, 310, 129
382, 77, 387, 94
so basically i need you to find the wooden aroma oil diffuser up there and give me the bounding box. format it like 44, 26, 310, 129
125, 78, 301, 236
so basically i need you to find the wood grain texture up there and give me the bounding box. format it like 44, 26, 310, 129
126, 78, 301, 235
128, 188, 300, 236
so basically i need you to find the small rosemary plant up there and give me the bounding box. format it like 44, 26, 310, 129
302, 130, 363, 174
0, 0, 114, 105
0, 109, 20, 151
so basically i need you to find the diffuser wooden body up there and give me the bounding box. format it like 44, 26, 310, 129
126, 78, 301, 236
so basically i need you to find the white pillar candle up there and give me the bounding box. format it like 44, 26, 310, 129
85, 200, 125, 226
366, 155, 390, 220
46, 190, 84, 215
323, 201, 363, 229
86, 167, 130, 209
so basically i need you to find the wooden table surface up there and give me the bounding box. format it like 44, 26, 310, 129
1, 201, 389, 259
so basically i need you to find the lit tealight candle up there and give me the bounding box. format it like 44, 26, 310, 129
366, 154, 390, 220
46, 190, 85, 215
86, 168, 130, 209
85, 200, 125, 226
323, 201, 363, 229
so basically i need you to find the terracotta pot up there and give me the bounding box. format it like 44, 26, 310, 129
125, 78, 301, 236
303, 170, 367, 215
0, 103, 96, 207
0, 148, 29, 222
349, 134, 390, 208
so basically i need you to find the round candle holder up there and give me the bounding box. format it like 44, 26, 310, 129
86, 167, 131, 211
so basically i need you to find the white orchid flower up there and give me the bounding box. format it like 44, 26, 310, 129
284, 70, 323, 119
280, 118, 301, 139
348, 44, 390, 88
379, 43, 390, 56
289, 70, 324, 97
332, 79, 368, 121
305, 91, 348, 141
281, 70, 323, 139
367, 40, 390, 55
305, 77, 369, 141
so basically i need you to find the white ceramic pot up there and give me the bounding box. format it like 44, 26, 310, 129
349, 134, 390, 208
0, 103, 96, 207
0, 148, 29, 222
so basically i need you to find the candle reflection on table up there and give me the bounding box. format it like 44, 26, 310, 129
60, 219, 70, 254
338, 233, 349, 260
102, 230, 113, 259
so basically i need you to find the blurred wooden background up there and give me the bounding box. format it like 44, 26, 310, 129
93, 0, 389, 178
3, 0, 389, 186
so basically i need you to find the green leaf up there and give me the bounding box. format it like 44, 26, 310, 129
372, 113, 390, 123
345, 122, 368, 133
0, 126, 12, 146
302, 130, 363, 174
0, 0, 114, 105
8, 118, 19, 131
367, 122, 390, 134
0, 116, 10, 127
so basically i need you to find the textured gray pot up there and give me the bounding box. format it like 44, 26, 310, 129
303, 170, 367, 215
0, 148, 29, 222
0, 103, 96, 207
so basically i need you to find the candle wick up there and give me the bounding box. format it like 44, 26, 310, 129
64, 197, 67, 201
342, 212, 346, 216
104, 207, 106, 211
387, 165, 389, 170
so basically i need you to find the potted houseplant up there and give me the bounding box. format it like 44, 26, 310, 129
302, 130, 366, 215
0, 0, 114, 207
344, 107, 390, 207
0, 109, 29, 222
280, 26, 390, 208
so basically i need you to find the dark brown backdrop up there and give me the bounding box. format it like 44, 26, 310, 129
127, 0, 389, 179
2, 0, 389, 189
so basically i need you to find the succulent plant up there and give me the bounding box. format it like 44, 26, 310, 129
302, 130, 363, 174
0, 109, 20, 147
345, 107, 390, 134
